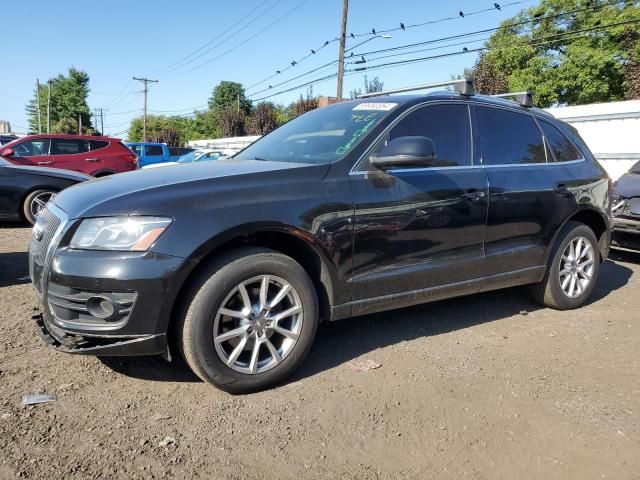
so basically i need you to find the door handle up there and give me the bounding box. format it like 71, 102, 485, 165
462, 190, 486, 202
38, 161, 52, 165
85, 157, 99, 162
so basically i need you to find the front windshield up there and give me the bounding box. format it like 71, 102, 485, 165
235, 100, 397, 164
630, 161, 640, 174
177, 151, 201, 163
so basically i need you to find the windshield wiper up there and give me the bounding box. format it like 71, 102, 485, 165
252, 156, 271, 161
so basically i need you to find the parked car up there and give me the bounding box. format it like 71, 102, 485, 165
142, 148, 234, 169
612, 161, 640, 250
29, 81, 612, 394
125, 142, 184, 167
0, 134, 18, 145
0, 156, 90, 224
169, 147, 195, 158
0, 134, 137, 176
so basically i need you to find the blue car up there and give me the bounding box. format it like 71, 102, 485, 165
125, 142, 177, 167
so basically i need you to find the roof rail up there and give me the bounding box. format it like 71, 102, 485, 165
357, 78, 475, 99
491, 91, 533, 108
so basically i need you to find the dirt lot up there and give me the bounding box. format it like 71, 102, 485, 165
1, 225, 639, 480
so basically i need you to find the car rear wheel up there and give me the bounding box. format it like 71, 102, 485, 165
529, 221, 600, 310
22, 189, 57, 225
178, 247, 318, 394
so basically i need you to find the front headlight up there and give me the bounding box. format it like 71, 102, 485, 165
69, 216, 172, 251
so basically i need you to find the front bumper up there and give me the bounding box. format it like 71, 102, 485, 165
612, 217, 640, 250
29, 204, 196, 356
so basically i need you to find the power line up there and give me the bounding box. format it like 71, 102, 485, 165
245, 0, 534, 92
251, 17, 640, 102
249, 0, 629, 99
154, 0, 275, 74
163, 0, 311, 79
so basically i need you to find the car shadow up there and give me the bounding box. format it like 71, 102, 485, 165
98, 259, 634, 387
0, 252, 30, 288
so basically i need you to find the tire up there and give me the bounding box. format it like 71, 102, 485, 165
178, 247, 319, 394
529, 221, 600, 310
22, 189, 57, 225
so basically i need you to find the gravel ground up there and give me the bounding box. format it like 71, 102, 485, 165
1, 224, 639, 480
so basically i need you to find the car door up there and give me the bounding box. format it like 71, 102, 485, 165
472, 105, 576, 277
50, 138, 93, 174
349, 102, 489, 302
0, 162, 21, 219
7, 138, 53, 167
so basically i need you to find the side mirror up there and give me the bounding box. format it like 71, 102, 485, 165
1, 148, 14, 157
371, 136, 436, 169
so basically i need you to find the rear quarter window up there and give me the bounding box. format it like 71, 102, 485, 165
89, 140, 109, 151
537, 120, 582, 162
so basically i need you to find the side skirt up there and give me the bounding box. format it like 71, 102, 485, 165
330, 265, 546, 321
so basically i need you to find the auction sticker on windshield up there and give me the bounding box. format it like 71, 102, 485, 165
353, 102, 397, 111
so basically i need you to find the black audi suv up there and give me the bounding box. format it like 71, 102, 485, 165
29, 81, 612, 393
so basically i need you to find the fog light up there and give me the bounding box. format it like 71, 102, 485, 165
87, 296, 119, 320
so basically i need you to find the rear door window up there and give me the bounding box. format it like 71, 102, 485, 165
537, 120, 582, 162
51, 139, 89, 155
12, 139, 50, 157
475, 107, 547, 165
145, 145, 164, 156
89, 140, 109, 151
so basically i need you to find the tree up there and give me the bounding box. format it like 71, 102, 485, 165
468, 53, 509, 95
128, 115, 194, 145
463, 0, 640, 106
350, 76, 385, 99
287, 87, 318, 119
218, 108, 246, 137
248, 102, 279, 135
208, 81, 252, 115
26, 68, 95, 134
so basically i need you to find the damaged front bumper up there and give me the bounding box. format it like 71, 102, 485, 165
33, 312, 167, 356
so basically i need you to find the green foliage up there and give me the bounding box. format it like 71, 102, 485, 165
287, 87, 319, 119
248, 102, 279, 135
350, 76, 385, 99
26, 67, 95, 134
208, 81, 252, 115
127, 115, 195, 146
465, 0, 640, 106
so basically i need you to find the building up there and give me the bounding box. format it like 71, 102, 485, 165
187, 135, 261, 153
545, 100, 640, 180
0, 121, 11, 134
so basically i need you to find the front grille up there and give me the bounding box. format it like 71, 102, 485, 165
38, 207, 61, 256
29, 205, 66, 298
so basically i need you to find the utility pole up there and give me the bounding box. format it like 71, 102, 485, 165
35, 79, 42, 134
47, 80, 52, 134
133, 77, 158, 142
78, 114, 82, 134
94, 108, 106, 135
336, 0, 349, 101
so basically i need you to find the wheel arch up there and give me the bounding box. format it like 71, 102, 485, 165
18, 184, 62, 221
547, 207, 609, 264
167, 224, 338, 335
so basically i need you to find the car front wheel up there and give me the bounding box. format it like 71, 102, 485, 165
178, 247, 319, 394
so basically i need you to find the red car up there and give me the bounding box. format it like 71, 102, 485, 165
0, 134, 138, 176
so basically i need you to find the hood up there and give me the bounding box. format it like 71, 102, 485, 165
7, 164, 91, 182
614, 172, 640, 198
53, 158, 327, 218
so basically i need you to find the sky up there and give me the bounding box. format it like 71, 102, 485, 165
1, 0, 540, 137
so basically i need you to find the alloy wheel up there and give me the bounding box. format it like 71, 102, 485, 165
213, 275, 303, 374
558, 236, 595, 299
30, 191, 55, 219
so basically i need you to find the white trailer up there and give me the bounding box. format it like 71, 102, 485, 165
187, 135, 261, 154
545, 100, 640, 180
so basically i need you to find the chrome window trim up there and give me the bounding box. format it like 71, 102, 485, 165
533, 115, 586, 164
350, 99, 588, 175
